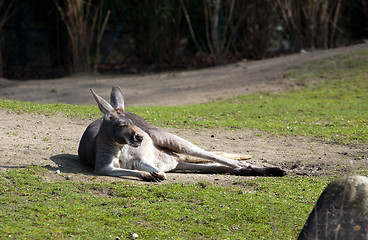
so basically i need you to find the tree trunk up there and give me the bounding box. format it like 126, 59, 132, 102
210, 0, 221, 64
0, 43, 2, 78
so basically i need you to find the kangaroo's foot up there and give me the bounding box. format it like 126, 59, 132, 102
251, 166, 287, 177
235, 165, 286, 177
264, 167, 287, 177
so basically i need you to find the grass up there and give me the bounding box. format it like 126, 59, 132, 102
0, 49, 367, 239
0, 166, 331, 239
0, 100, 99, 119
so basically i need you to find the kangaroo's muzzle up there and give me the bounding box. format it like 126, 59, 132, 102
129, 133, 143, 147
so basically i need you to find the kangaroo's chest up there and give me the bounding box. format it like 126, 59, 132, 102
115, 129, 179, 172
117, 132, 157, 169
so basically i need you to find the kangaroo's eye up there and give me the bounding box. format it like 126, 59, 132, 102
118, 124, 127, 129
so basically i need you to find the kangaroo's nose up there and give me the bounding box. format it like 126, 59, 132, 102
134, 134, 143, 142
129, 133, 143, 147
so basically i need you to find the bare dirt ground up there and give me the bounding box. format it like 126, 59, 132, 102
1, 42, 367, 186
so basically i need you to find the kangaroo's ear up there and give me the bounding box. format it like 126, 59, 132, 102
110, 86, 125, 111
90, 89, 114, 119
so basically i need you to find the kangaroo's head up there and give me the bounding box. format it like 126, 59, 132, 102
91, 87, 143, 147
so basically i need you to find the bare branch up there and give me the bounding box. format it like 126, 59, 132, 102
203, 0, 213, 56
0, 0, 16, 30
179, 0, 204, 54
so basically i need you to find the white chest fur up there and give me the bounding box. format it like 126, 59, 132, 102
117, 131, 156, 170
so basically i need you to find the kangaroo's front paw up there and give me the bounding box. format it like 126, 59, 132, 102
141, 172, 166, 182
150, 171, 167, 180
141, 172, 159, 182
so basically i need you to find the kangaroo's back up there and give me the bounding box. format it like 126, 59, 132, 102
78, 118, 102, 168
124, 111, 158, 133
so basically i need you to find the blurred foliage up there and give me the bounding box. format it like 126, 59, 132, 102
0, 0, 367, 78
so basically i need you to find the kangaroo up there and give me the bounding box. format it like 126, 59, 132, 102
78, 86, 286, 182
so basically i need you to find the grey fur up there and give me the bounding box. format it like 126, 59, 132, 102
78, 86, 286, 181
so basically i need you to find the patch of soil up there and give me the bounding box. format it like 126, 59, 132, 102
0, 42, 367, 185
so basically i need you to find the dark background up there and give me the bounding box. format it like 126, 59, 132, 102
0, 0, 367, 79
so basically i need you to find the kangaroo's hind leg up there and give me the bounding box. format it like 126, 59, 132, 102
147, 128, 242, 168
178, 152, 251, 164
146, 128, 286, 176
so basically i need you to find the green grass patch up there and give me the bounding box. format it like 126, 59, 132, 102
0, 100, 101, 119
0, 166, 331, 239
